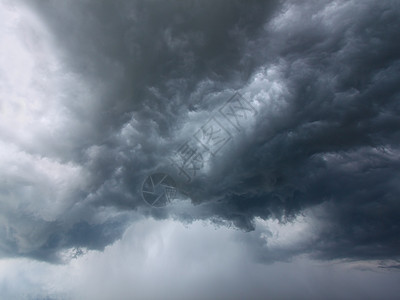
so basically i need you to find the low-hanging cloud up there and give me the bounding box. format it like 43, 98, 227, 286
0, 0, 399, 265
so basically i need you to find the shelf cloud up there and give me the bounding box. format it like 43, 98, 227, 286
0, 0, 399, 298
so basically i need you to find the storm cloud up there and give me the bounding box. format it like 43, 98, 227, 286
1, 0, 399, 278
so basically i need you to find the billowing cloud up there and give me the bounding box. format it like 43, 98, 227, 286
2, 218, 400, 300
0, 0, 399, 272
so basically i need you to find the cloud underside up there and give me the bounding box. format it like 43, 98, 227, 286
0, 0, 399, 264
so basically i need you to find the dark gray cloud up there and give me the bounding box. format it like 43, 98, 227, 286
3, 219, 400, 300
1, 0, 399, 266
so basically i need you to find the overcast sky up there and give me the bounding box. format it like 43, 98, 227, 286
0, 0, 400, 299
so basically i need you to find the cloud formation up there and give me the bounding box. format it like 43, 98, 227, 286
0, 0, 399, 267
2, 218, 400, 300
